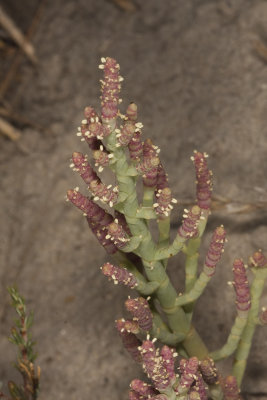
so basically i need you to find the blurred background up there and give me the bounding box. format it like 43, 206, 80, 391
0, 0, 267, 399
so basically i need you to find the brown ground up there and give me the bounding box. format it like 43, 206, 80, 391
0, 0, 267, 399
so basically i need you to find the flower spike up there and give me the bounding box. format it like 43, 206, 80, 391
232, 259, 251, 317
101, 262, 137, 288
192, 151, 212, 210
204, 226, 226, 277
178, 205, 201, 239
116, 319, 142, 363
125, 297, 153, 331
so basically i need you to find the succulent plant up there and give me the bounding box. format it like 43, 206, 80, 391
66, 57, 267, 399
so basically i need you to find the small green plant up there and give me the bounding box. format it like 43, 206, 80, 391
0, 287, 40, 400
67, 57, 267, 399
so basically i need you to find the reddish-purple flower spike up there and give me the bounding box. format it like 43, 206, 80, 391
232, 259, 251, 316
126, 103, 138, 122
204, 226, 226, 277
89, 179, 118, 207
99, 57, 122, 120
249, 250, 267, 268
199, 357, 219, 385
177, 357, 199, 394
156, 162, 169, 191
128, 131, 143, 161
67, 189, 113, 226
178, 205, 201, 239
71, 152, 100, 186
192, 151, 213, 210
117, 122, 136, 146
139, 340, 170, 390
116, 319, 142, 363
160, 346, 176, 383
223, 376, 241, 400
101, 262, 137, 288
106, 221, 130, 248
114, 210, 132, 236
88, 221, 117, 254
130, 379, 158, 398
125, 297, 153, 331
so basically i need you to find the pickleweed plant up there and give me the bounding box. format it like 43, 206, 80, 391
67, 57, 267, 400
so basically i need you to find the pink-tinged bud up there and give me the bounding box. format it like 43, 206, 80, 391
177, 357, 199, 394
156, 162, 169, 191
88, 222, 117, 254
107, 221, 130, 248
160, 346, 176, 383
130, 379, 158, 398
128, 132, 143, 161
125, 297, 152, 331
154, 188, 174, 219
233, 259, 251, 316
71, 152, 100, 185
223, 376, 240, 400
89, 180, 118, 207
249, 250, 267, 268
116, 319, 142, 363
192, 151, 212, 210
114, 211, 132, 236
118, 122, 135, 146
204, 226, 226, 277
100, 57, 121, 120
137, 156, 159, 175
199, 357, 219, 385
139, 341, 170, 390
84, 106, 97, 120
88, 120, 109, 139
93, 148, 110, 170
126, 103, 138, 121
178, 206, 201, 239
67, 189, 113, 226
137, 156, 160, 188
124, 320, 140, 334
101, 263, 137, 288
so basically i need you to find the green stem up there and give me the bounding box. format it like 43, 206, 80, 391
210, 315, 248, 361
142, 186, 154, 207
151, 311, 183, 345
175, 272, 210, 306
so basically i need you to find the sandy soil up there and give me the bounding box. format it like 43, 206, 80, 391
1, 0, 267, 399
